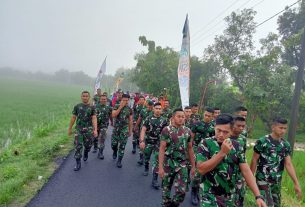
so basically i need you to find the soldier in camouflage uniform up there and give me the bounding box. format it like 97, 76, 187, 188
111, 93, 133, 168
197, 114, 267, 207
139, 103, 168, 189
230, 116, 247, 207
234, 106, 248, 138
161, 100, 173, 123
93, 88, 102, 105
190, 107, 215, 205
68, 91, 98, 171
190, 103, 202, 123
159, 108, 195, 207
250, 118, 302, 207
95, 94, 113, 160
132, 95, 146, 154
135, 100, 154, 165
211, 107, 221, 126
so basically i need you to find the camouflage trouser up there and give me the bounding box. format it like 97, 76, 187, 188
74, 128, 93, 159
162, 165, 188, 207
192, 144, 200, 189
111, 126, 128, 158
132, 122, 139, 146
143, 141, 159, 173
257, 180, 281, 207
199, 191, 234, 207
232, 177, 245, 207
97, 127, 108, 150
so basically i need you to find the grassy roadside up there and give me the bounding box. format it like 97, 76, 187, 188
0, 118, 73, 207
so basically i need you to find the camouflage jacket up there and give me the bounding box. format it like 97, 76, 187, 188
72, 103, 96, 130
93, 95, 100, 105
254, 135, 291, 183
231, 133, 247, 155
139, 108, 154, 128
197, 137, 246, 196
143, 115, 168, 142
161, 108, 173, 122
161, 125, 192, 168
184, 118, 192, 129
191, 121, 215, 146
113, 104, 132, 129
95, 103, 112, 129
133, 104, 145, 122
190, 113, 202, 123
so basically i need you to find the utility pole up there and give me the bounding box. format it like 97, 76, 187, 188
288, 6, 305, 155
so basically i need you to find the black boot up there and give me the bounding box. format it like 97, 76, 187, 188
83, 149, 89, 161
97, 148, 104, 160
137, 153, 143, 165
191, 187, 199, 206
112, 150, 117, 160
116, 156, 122, 168
169, 202, 179, 207
143, 164, 149, 176
74, 159, 81, 171
151, 173, 160, 189
132, 143, 136, 154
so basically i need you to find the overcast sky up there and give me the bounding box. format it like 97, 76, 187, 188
0, 0, 297, 77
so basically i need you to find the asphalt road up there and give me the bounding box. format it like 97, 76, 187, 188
27, 128, 193, 207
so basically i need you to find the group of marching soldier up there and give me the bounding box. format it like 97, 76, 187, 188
68, 89, 302, 207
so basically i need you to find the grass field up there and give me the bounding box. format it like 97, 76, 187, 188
0, 77, 90, 206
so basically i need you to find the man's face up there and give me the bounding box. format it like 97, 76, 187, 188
173, 111, 185, 126
203, 111, 214, 123
214, 110, 221, 119
236, 111, 247, 120
164, 101, 170, 108
138, 98, 145, 105
191, 107, 199, 114
81, 92, 90, 104
147, 105, 154, 111
232, 120, 246, 135
272, 123, 288, 138
184, 109, 192, 119
215, 124, 232, 143
97, 89, 101, 95
121, 97, 129, 106
100, 96, 107, 105
154, 105, 162, 116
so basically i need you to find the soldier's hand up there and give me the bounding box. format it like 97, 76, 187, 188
68, 128, 72, 136
256, 198, 267, 207
159, 167, 165, 179
139, 142, 145, 150
93, 130, 98, 137
295, 184, 302, 200
220, 138, 233, 155
119, 101, 125, 109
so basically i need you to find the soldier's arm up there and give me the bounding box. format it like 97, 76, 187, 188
250, 152, 260, 174
158, 140, 167, 178
68, 115, 76, 136
285, 156, 302, 200
92, 115, 98, 133
188, 142, 195, 169
128, 115, 133, 134
139, 126, 147, 143
135, 116, 142, 129
112, 102, 125, 118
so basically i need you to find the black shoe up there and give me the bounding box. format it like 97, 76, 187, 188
143, 165, 149, 176
137, 154, 143, 165
151, 173, 160, 190
132, 143, 136, 154
112, 150, 117, 160
191, 187, 199, 206
116, 157, 122, 168
92, 146, 98, 153
83, 150, 89, 161
97, 148, 104, 160
74, 159, 81, 171
169, 202, 179, 207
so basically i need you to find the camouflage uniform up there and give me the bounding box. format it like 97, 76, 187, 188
132, 104, 146, 147
191, 121, 215, 190
95, 103, 112, 150
93, 94, 100, 105
143, 115, 168, 173
190, 113, 202, 124
72, 103, 96, 159
230, 133, 247, 207
253, 135, 291, 207
197, 137, 246, 207
160, 125, 192, 207
111, 105, 132, 158
161, 108, 172, 123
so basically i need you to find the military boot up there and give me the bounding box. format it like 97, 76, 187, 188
116, 156, 123, 168
143, 164, 149, 176
83, 149, 89, 161
151, 173, 160, 190
191, 187, 199, 206
112, 150, 117, 160
97, 148, 104, 160
170, 202, 179, 207
132, 143, 136, 154
137, 153, 143, 165
74, 159, 81, 171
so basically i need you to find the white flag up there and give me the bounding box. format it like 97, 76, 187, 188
94, 57, 107, 94
177, 15, 190, 109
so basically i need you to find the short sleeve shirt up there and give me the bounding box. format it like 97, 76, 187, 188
191, 121, 215, 146
113, 105, 132, 129
95, 104, 112, 128
143, 115, 168, 141
72, 103, 96, 130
